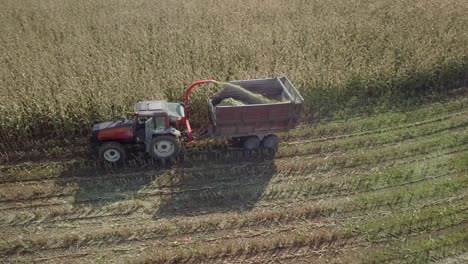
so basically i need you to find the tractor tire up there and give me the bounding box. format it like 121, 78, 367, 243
243, 136, 260, 151
98, 142, 126, 163
150, 135, 181, 160
262, 135, 280, 149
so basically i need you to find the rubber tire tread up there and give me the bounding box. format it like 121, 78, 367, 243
262, 135, 280, 149
149, 135, 181, 160
98, 141, 126, 163
243, 136, 260, 151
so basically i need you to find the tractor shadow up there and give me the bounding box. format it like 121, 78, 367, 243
153, 149, 277, 219
54, 148, 277, 217
55, 158, 168, 207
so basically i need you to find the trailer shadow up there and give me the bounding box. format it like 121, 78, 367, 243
153, 149, 277, 219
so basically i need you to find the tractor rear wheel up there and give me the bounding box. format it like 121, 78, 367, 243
99, 142, 126, 163
150, 135, 181, 159
262, 135, 280, 149
243, 136, 260, 151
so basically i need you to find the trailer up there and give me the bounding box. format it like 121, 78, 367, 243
90, 76, 304, 162
203, 77, 304, 149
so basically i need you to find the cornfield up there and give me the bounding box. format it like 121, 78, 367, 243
1, 0, 468, 263
1, 0, 467, 149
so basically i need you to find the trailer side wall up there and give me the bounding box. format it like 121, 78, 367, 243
208, 77, 303, 139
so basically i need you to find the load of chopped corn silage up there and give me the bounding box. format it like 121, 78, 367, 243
213, 81, 277, 106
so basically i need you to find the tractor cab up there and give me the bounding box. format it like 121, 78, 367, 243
134, 101, 185, 129
91, 100, 184, 162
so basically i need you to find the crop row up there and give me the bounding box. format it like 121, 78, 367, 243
2, 195, 464, 263
135, 229, 342, 264
154, 171, 467, 217
74, 150, 468, 204
9, 195, 457, 263
185, 124, 468, 163
1, 144, 464, 217
1, 137, 465, 216
144, 163, 466, 214
3, 95, 468, 155
1, 118, 466, 186
286, 96, 468, 140
284, 107, 468, 143
185, 107, 468, 153
180, 127, 468, 174
137, 148, 467, 193
8, 199, 460, 259
1, 97, 467, 163
114, 145, 468, 193
0, 145, 89, 165
2, 221, 341, 263
366, 226, 468, 263
1, 142, 465, 216
3, 162, 465, 232
347, 199, 468, 240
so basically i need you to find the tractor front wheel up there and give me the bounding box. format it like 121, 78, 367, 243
150, 135, 181, 160
98, 142, 126, 163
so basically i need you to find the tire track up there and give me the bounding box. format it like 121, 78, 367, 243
0, 137, 466, 214
0, 136, 466, 213
1, 115, 467, 186
1, 102, 467, 165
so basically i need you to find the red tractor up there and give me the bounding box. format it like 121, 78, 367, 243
90, 77, 303, 163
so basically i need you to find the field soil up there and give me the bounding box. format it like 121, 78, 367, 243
1, 94, 467, 263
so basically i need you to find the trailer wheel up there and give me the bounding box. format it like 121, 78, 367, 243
262, 135, 280, 149
243, 136, 260, 151
150, 135, 181, 159
99, 142, 126, 163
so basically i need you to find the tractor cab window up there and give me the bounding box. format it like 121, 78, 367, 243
154, 116, 167, 131
137, 116, 149, 124
142, 116, 167, 132
135, 116, 149, 130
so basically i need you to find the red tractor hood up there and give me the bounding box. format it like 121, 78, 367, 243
92, 120, 133, 131
91, 120, 134, 142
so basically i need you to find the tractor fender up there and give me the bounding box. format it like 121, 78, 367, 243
167, 128, 182, 137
